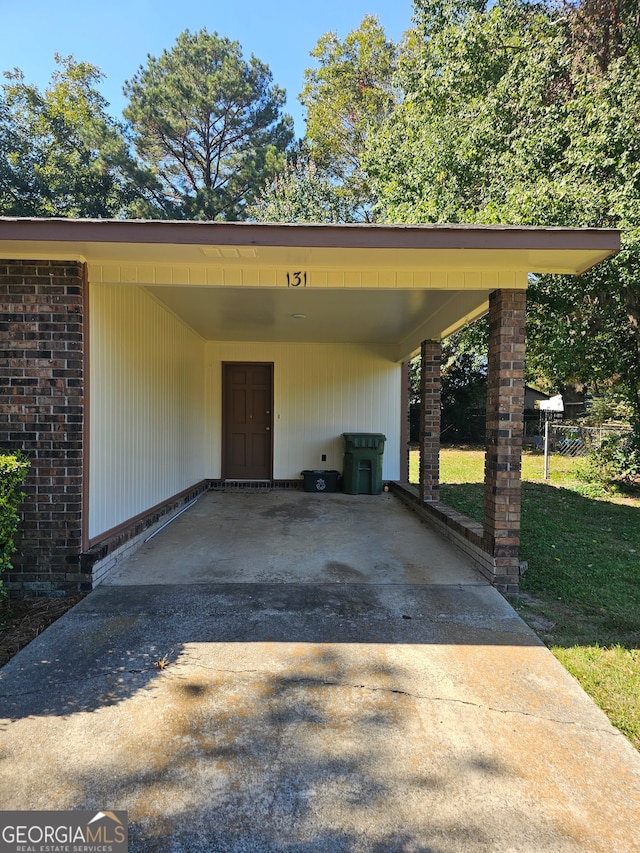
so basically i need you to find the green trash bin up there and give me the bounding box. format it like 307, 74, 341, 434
342, 433, 386, 495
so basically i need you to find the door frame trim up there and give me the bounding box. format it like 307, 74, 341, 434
221, 361, 274, 481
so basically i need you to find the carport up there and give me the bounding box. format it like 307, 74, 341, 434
0, 219, 619, 594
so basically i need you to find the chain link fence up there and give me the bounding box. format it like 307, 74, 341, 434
547, 424, 631, 457
538, 422, 632, 479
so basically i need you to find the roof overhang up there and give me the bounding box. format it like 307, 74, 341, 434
0, 218, 620, 361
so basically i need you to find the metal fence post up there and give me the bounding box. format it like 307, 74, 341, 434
544, 415, 550, 480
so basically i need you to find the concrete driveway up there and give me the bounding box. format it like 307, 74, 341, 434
1, 491, 639, 852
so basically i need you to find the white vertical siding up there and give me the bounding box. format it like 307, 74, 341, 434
90, 292, 402, 540
89, 284, 205, 540
205, 342, 401, 480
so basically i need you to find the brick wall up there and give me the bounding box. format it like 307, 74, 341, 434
483, 289, 526, 592
419, 340, 442, 502
0, 260, 86, 596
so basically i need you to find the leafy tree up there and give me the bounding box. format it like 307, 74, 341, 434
407, 322, 488, 443
369, 0, 571, 222
560, 0, 640, 73
248, 148, 358, 223
300, 16, 399, 221
365, 0, 640, 418
123, 29, 294, 220
522, 24, 640, 412
0, 56, 156, 218
440, 350, 488, 443
413, 0, 489, 35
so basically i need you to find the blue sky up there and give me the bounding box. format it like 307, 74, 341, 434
0, 0, 414, 137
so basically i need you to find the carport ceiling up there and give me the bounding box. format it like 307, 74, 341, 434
144, 284, 487, 347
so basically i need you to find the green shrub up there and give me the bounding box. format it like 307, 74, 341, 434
578, 425, 640, 488
581, 389, 635, 427
0, 451, 30, 596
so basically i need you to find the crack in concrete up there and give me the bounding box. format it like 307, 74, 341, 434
0, 656, 261, 702
320, 678, 623, 735
0, 660, 620, 742
0, 663, 162, 702
157, 660, 622, 739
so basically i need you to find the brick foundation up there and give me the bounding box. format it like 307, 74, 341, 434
83, 481, 211, 585
0, 260, 86, 596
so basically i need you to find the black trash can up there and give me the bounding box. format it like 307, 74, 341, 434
301, 470, 341, 492
342, 433, 386, 495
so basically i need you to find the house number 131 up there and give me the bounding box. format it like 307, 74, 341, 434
287, 271, 307, 287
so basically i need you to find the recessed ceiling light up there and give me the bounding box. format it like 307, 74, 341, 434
291, 313, 306, 319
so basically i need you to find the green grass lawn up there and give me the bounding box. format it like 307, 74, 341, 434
410, 447, 640, 750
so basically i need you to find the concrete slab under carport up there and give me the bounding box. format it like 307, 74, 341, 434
103, 490, 483, 586
1, 491, 639, 853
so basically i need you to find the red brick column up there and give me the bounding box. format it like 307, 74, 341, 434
419, 340, 441, 502
0, 260, 87, 596
483, 289, 526, 591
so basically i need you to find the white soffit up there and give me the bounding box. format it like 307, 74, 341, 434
0, 240, 616, 277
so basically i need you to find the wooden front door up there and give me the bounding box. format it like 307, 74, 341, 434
222, 363, 274, 480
